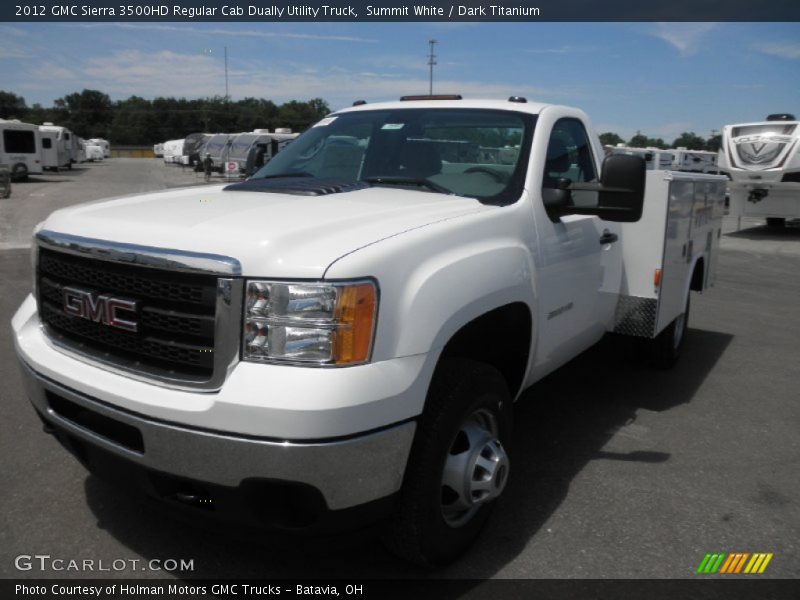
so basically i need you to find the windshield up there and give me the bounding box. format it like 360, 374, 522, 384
252, 108, 535, 204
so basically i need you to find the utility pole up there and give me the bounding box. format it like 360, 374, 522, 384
427, 39, 438, 95
224, 46, 229, 100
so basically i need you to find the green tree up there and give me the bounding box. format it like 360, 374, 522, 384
599, 132, 624, 146
0, 91, 27, 119
705, 134, 722, 153
671, 132, 706, 150
54, 89, 113, 138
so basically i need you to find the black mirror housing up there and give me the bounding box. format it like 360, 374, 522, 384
597, 154, 646, 222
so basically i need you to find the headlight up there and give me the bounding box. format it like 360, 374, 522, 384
243, 280, 377, 365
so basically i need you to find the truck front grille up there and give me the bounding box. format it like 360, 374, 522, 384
38, 247, 219, 381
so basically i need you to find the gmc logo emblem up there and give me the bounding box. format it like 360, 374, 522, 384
62, 286, 139, 333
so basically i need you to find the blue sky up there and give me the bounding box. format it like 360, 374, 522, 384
1, 21, 798, 141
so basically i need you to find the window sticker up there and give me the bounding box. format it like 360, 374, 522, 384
381, 123, 405, 130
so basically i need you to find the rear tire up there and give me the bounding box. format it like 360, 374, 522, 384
11, 163, 28, 182
766, 218, 786, 229
383, 359, 512, 566
647, 294, 690, 369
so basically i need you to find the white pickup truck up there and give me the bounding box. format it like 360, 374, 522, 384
12, 97, 726, 565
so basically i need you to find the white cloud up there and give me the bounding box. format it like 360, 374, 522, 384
73, 23, 377, 43
14, 48, 557, 110
753, 42, 800, 60
650, 23, 717, 56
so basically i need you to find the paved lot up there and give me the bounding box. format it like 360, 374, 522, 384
0, 158, 216, 250
0, 160, 798, 580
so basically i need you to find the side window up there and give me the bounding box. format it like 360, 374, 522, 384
542, 118, 598, 207
43, 138, 52, 149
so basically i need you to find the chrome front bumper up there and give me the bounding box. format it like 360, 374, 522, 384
19, 360, 416, 511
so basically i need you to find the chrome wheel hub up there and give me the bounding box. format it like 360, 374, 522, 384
441, 408, 509, 527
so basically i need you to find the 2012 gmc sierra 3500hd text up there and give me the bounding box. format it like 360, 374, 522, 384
12, 97, 727, 565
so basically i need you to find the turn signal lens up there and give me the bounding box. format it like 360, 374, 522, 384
333, 283, 377, 364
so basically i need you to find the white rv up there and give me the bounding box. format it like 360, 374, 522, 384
718, 113, 800, 228
39, 129, 70, 171
84, 143, 104, 162
0, 119, 44, 180
88, 138, 110, 158
162, 139, 185, 164
607, 145, 720, 174
39, 124, 75, 169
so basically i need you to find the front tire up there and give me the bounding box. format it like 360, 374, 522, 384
383, 359, 512, 566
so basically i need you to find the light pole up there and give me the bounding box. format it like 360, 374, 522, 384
224, 45, 229, 100
428, 39, 438, 95
202, 47, 230, 100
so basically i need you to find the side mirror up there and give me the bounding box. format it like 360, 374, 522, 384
544, 154, 646, 223
596, 154, 646, 222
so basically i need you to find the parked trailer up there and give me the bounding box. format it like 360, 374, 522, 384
88, 138, 110, 158
227, 130, 299, 175
84, 143, 104, 162
0, 119, 44, 180
39, 123, 75, 169
202, 133, 236, 172
162, 139, 185, 164
181, 132, 211, 167
39, 129, 69, 171
718, 113, 800, 228
153, 143, 165, 158
607, 145, 720, 174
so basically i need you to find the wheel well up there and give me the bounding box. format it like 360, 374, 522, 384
437, 302, 531, 398
690, 257, 705, 291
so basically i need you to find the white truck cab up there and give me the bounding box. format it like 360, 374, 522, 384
12, 97, 726, 565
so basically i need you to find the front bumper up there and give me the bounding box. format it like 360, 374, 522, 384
19, 360, 416, 513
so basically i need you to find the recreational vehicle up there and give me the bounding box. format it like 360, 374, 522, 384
40, 124, 75, 169
718, 113, 800, 228
0, 119, 43, 180
181, 132, 211, 166
88, 138, 110, 158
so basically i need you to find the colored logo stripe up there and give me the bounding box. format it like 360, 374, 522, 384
697, 552, 773, 574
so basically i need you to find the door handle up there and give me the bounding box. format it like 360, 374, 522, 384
599, 231, 618, 245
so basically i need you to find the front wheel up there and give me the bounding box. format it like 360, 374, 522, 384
383, 359, 512, 566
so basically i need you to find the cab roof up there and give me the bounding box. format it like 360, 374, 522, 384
334, 97, 557, 116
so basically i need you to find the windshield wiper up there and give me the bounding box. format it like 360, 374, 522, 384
260, 171, 315, 179
364, 176, 453, 195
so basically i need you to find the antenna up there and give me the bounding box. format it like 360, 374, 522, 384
428, 39, 438, 95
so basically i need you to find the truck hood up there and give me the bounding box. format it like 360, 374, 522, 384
42, 185, 488, 277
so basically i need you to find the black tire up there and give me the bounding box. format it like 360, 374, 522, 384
647, 294, 690, 369
766, 218, 786, 229
383, 358, 512, 566
11, 163, 28, 182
